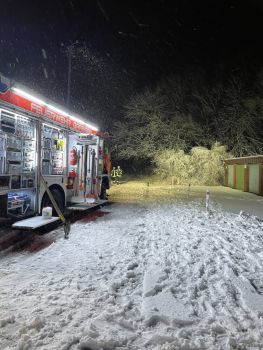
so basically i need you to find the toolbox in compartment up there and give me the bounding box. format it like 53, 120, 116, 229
8, 162, 22, 174
7, 150, 22, 161
7, 136, 22, 149
8, 192, 31, 213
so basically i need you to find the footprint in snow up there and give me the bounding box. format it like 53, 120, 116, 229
127, 262, 138, 270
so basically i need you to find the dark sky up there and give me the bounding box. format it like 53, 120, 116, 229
1, 0, 263, 126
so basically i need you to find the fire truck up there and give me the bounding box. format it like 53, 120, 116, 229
0, 73, 110, 229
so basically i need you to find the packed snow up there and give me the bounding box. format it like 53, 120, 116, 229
1, 198, 263, 349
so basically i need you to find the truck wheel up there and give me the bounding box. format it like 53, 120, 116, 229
41, 189, 65, 216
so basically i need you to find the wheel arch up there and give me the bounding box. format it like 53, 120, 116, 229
40, 184, 66, 212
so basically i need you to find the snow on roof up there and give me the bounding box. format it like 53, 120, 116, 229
225, 155, 263, 164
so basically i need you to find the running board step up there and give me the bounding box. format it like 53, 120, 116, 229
12, 216, 60, 230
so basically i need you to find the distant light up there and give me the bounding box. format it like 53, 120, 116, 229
12, 87, 46, 106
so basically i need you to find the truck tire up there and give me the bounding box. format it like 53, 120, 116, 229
41, 189, 65, 216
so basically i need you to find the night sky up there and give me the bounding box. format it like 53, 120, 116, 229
1, 0, 263, 127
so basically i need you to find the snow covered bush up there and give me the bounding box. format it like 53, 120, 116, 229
153, 143, 229, 185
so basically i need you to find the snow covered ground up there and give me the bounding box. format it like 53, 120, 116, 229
1, 197, 263, 349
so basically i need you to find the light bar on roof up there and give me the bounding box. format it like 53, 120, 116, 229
46, 104, 68, 116
12, 86, 99, 131
69, 114, 98, 131
12, 87, 46, 106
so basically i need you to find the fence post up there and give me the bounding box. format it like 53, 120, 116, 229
206, 190, 210, 213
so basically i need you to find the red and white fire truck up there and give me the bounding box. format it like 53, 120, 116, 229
0, 73, 110, 228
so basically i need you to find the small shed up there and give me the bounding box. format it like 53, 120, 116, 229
225, 156, 263, 195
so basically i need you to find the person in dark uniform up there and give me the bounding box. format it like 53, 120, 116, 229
100, 168, 110, 199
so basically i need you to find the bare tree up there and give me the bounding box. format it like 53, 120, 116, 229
196, 78, 263, 156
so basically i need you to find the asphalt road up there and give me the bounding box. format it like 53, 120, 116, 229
191, 186, 263, 220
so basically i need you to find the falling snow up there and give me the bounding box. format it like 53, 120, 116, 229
97, 1, 110, 22
41, 49, 47, 59
43, 68, 48, 79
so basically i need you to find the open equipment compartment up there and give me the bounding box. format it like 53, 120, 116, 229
41, 124, 66, 176
0, 109, 37, 218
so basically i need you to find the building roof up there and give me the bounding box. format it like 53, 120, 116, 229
225, 155, 263, 165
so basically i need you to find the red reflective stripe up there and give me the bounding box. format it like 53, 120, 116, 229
0, 89, 97, 134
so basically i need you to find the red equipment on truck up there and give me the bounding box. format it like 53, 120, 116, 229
70, 146, 78, 166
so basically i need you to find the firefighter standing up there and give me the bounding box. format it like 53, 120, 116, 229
100, 168, 110, 199
111, 166, 123, 184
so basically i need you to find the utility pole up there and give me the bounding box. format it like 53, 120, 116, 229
66, 46, 72, 110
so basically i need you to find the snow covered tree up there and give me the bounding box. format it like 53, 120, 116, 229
153, 149, 192, 184
153, 143, 229, 185
190, 143, 229, 185
111, 86, 202, 163
112, 71, 263, 174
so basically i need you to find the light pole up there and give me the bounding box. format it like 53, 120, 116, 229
66, 46, 72, 110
